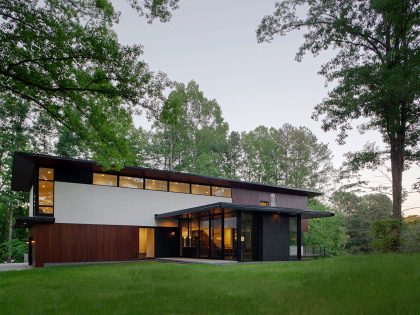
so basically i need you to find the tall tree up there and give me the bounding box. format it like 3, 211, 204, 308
1, 0, 177, 169
149, 81, 229, 177
257, 0, 420, 245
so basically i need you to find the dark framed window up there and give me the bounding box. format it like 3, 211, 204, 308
93, 173, 118, 186
119, 176, 144, 189
212, 186, 232, 198
191, 184, 210, 196
259, 201, 269, 206
169, 181, 190, 194
145, 179, 168, 192
38, 167, 54, 215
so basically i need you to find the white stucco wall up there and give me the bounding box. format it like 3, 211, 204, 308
54, 181, 232, 227
29, 185, 33, 217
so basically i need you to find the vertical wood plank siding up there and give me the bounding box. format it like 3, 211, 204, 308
31, 224, 138, 267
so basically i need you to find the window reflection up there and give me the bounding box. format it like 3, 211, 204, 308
191, 184, 210, 196
39, 168, 54, 181
212, 186, 232, 198
145, 179, 168, 191
120, 176, 143, 189
93, 173, 117, 186
169, 182, 190, 193
39, 181, 53, 206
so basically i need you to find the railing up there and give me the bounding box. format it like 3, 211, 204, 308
302, 246, 327, 257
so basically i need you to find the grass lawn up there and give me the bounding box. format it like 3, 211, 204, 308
0, 253, 419, 315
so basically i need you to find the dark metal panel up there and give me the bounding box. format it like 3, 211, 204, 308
232, 188, 307, 209
261, 213, 290, 261
155, 227, 179, 258
55, 166, 92, 185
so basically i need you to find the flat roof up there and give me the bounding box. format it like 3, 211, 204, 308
11, 152, 322, 198
155, 202, 334, 219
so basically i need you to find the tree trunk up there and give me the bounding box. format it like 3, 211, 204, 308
390, 135, 404, 249
7, 203, 13, 263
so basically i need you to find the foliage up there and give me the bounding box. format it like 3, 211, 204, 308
401, 215, 420, 252
372, 219, 402, 253
148, 81, 229, 177
1, 254, 420, 314
257, 0, 420, 241
0, 0, 177, 169
304, 199, 347, 256
240, 124, 333, 190
331, 191, 392, 253
0, 239, 27, 263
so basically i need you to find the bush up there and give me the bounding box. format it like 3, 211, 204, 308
0, 239, 27, 263
372, 219, 402, 253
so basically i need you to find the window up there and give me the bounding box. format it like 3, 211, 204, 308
38, 168, 54, 215
191, 184, 210, 196
93, 173, 117, 186
145, 179, 168, 191
260, 201, 269, 206
212, 186, 232, 198
119, 176, 143, 189
169, 182, 190, 193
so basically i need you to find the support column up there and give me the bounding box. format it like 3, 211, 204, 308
297, 215, 302, 260
236, 211, 241, 262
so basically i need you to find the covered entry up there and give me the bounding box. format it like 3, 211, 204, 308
155, 202, 333, 262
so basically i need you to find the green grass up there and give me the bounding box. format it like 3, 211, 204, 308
0, 254, 419, 315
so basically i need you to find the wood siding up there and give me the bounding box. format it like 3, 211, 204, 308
232, 188, 307, 209
30, 223, 138, 267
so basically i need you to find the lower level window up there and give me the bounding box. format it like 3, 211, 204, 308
39, 206, 54, 214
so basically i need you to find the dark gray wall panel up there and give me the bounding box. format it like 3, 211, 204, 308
261, 213, 290, 261
155, 227, 179, 258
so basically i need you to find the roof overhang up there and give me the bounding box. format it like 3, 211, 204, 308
155, 202, 334, 220
11, 152, 322, 198
14, 216, 55, 228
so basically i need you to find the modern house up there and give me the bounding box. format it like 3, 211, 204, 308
12, 152, 333, 267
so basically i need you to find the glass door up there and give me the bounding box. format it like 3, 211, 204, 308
139, 228, 155, 259
240, 213, 254, 261
210, 214, 223, 259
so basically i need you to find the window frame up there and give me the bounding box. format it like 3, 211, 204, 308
145, 178, 169, 192
92, 173, 118, 187
169, 181, 191, 194
36, 167, 55, 216
191, 184, 211, 196
119, 176, 145, 189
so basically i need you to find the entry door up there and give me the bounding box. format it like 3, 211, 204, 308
139, 228, 155, 259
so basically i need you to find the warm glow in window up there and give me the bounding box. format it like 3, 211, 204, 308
39, 181, 53, 206
169, 182, 190, 193
145, 179, 168, 191
93, 173, 117, 186
119, 176, 143, 189
191, 184, 210, 196
212, 186, 232, 198
39, 206, 54, 214
260, 201, 269, 206
39, 168, 54, 181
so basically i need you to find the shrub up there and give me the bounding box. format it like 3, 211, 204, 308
0, 239, 27, 263
372, 219, 402, 253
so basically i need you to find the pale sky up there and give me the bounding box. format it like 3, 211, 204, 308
112, 0, 419, 215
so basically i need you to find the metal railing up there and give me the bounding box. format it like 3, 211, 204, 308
302, 246, 326, 257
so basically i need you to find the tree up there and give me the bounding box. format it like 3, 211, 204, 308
240, 124, 333, 189
331, 191, 392, 253
257, 0, 420, 246
1, 0, 177, 169
304, 199, 347, 256
0, 96, 30, 262
148, 81, 229, 177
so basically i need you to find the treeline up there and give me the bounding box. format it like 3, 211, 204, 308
1, 81, 418, 261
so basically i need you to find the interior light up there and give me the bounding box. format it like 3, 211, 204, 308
101, 174, 105, 177
42, 185, 45, 188
47, 171, 51, 174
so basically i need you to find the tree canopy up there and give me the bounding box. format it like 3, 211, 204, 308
257, 0, 420, 229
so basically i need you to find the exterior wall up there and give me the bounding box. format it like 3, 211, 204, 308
29, 185, 33, 216
260, 213, 290, 261
54, 182, 232, 227
232, 188, 307, 209
30, 223, 138, 267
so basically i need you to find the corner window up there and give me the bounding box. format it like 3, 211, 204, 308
260, 201, 269, 206
212, 186, 232, 198
191, 184, 210, 196
93, 173, 117, 186
38, 167, 54, 215
169, 182, 190, 193
119, 176, 144, 189
145, 179, 168, 191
